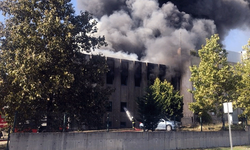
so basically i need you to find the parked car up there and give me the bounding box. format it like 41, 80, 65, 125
139, 118, 181, 131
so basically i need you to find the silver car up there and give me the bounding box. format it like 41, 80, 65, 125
139, 118, 181, 131
155, 118, 181, 131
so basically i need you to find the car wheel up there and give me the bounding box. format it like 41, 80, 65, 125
166, 125, 172, 131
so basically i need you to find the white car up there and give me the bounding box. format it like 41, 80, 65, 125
139, 118, 181, 131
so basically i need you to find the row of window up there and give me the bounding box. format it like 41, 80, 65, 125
106, 102, 128, 128
106, 102, 127, 112
106, 121, 127, 128
106, 59, 142, 86
106, 71, 180, 90
106, 59, 170, 87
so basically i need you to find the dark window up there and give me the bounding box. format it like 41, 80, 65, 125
120, 102, 127, 112
106, 58, 114, 84
106, 101, 112, 112
134, 62, 142, 87
108, 121, 112, 128
158, 64, 167, 81
120, 122, 126, 128
147, 63, 156, 85
171, 76, 180, 91
121, 60, 128, 85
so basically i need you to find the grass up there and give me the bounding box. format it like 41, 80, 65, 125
180, 123, 247, 132
182, 145, 250, 150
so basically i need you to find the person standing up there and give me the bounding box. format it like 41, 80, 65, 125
132, 117, 135, 130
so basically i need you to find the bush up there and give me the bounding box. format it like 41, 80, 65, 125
196, 112, 212, 124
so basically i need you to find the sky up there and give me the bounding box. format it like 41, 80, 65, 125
0, 0, 249, 53
222, 28, 250, 52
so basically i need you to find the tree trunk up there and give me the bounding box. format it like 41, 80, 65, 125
46, 94, 53, 131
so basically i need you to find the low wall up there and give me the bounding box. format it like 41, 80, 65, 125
10, 127, 250, 150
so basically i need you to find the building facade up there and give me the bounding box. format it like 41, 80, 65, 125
103, 56, 192, 128
101, 50, 243, 129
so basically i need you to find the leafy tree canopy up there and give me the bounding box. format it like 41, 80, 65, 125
189, 34, 240, 118
235, 39, 250, 116
0, 0, 113, 129
137, 78, 183, 130
150, 78, 183, 120
136, 87, 162, 131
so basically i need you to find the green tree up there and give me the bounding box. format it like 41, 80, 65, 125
151, 78, 183, 121
64, 55, 114, 129
0, 0, 112, 129
235, 39, 250, 116
189, 34, 239, 123
136, 87, 162, 131
137, 78, 183, 130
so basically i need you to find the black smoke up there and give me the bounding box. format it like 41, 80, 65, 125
160, 0, 250, 40
77, 0, 250, 68
78, 0, 127, 18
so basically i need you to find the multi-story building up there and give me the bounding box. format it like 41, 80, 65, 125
98, 50, 242, 129
103, 56, 188, 128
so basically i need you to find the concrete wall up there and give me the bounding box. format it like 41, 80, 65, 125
180, 57, 194, 125
10, 127, 250, 150
180, 55, 202, 125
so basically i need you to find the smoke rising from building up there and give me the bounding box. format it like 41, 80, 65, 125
160, 0, 250, 40
77, 0, 250, 73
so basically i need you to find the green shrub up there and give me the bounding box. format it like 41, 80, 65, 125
196, 112, 212, 124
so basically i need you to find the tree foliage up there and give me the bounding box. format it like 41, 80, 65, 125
137, 78, 183, 130
0, 0, 113, 129
235, 39, 250, 116
136, 87, 162, 131
189, 34, 240, 118
150, 78, 183, 121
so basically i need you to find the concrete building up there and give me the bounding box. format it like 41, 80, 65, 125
103, 56, 184, 128
100, 50, 242, 128
227, 51, 242, 64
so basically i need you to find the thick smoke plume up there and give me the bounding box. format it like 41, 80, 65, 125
77, 0, 250, 72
